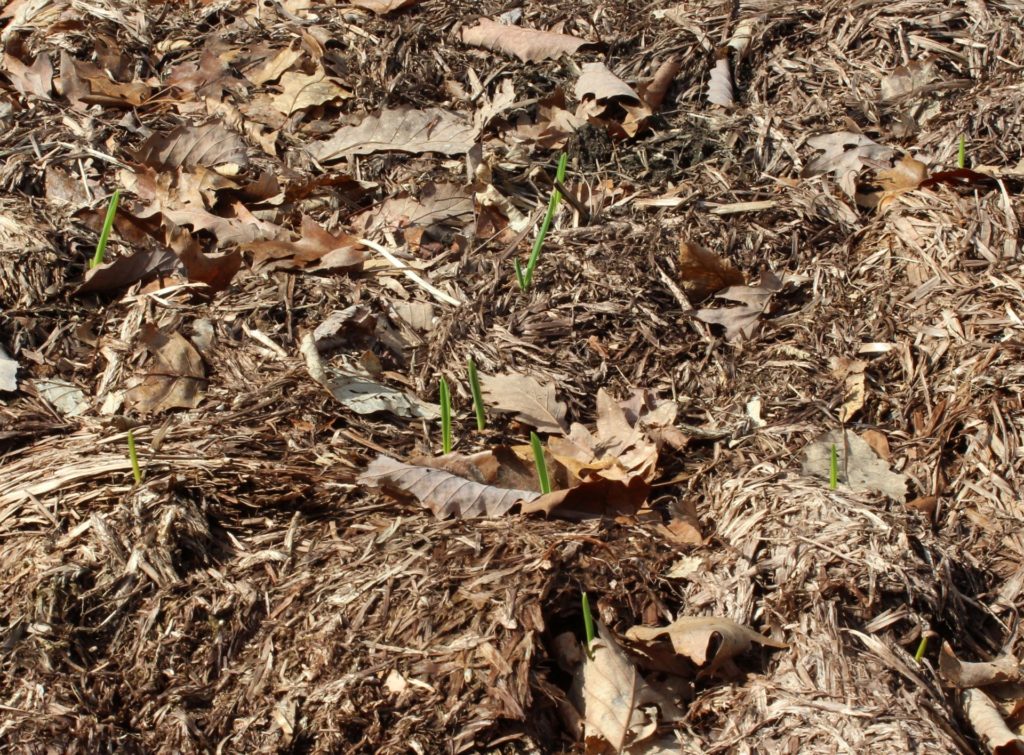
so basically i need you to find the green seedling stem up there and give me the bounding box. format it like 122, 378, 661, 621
90, 189, 121, 269
581, 592, 596, 659
829, 443, 839, 490
530, 431, 551, 494
914, 634, 928, 662
127, 429, 142, 485
467, 357, 486, 432
516, 153, 568, 291
957, 135, 966, 169
439, 377, 452, 454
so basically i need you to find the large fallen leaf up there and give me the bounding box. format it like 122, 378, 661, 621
676, 240, 744, 303
521, 476, 652, 519
575, 62, 639, 103
880, 58, 936, 101
125, 324, 207, 414
309, 107, 474, 162
348, 0, 421, 13
0, 344, 18, 392
57, 51, 149, 108
964, 689, 1024, 755
693, 271, 786, 340
270, 67, 351, 115
300, 333, 438, 419
479, 372, 567, 434
801, 428, 908, 501
460, 18, 593, 63
77, 245, 178, 294
351, 182, 473, 235
802, 131, 894, 197
831, 356, 867, 423
4, 52, 52, 99
358, 454, 539, 518
855, 155, 928, 210
163, 223, 243, 291
706, 56, 734, 107
242, 216, 366, 273
625, 616, 787, 677
133, 122, 248, 173
939, 643, 1023, 688
572, 621, 683, 753
547, 389, 657, 485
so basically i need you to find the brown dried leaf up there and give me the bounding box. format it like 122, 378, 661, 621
803, 131, 894, 197
940, 643, 1023, 688
479, 372, 567, 434
880, 58, 936, 101
707, 56, 734, 107
676, 240, 744, 303
521, 476, 651, 519
358, 455, 539, 519
856, 156, 929, 210
574, 62, 639, 103
352, 182, 474, 235
964, 689, 1024, 755
3, 52, 52, 99
348, 0, 421, 13
309, 107, 474, 162
801, 429, 908, 501
625, 616, 787, 676
831, 356, 867, 423
164, 223, 242, 291
270, 67, 351, 115
301, 334, 438, 419
243, 216, 366, 273
460, 18, 593, 63
76, 246, 178, 295
125, 324, 207, 414
133, 122, 248, 173
57, 51, 149, 108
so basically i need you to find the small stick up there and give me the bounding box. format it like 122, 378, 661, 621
357, 236, 462, 306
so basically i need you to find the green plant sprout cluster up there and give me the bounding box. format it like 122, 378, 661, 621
90, 189, 121, 269
515, 153, 568, 291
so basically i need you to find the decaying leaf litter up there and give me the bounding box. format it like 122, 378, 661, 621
1, 0, 1023, 751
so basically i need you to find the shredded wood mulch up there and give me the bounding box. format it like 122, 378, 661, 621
2, 0, 1023, 752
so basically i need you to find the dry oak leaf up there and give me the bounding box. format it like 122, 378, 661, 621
830, 356, 867, 423
348, 0, 421, 13
3, 51, 53, 99
133, 122, 248, 173
243, 215, 366, 273
57, 51, 150, 109
270, 67, 351, 115
880, 58, 937, 101
707, 56, 734, 107
125, 324, 207, 414
939, 643, 1023, 689
801, 428, 908, 501
358, 454, 540, 519
572, 621, 683, 753
479, 372, 567, 434
461, 17, 594, 63
856, 155, 928, 210
625, 616, 787, 677
309, 107, 474, 162
676, 239, 744, 303
802, 131, 894, 197
964, 689, 1024, 755
574, 62, 639, 103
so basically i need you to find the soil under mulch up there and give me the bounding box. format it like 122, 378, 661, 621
2, 0, 1023, 752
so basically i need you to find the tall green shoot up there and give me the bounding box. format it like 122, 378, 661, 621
516, 153, 568, 291
467, 357, 486, 432
90, 189, 121, 269
581, 592, 596, 659
127, 429, 142, 485
439, 377, 452, 454
530, 431, 551, 494
957, 135, 966, 169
